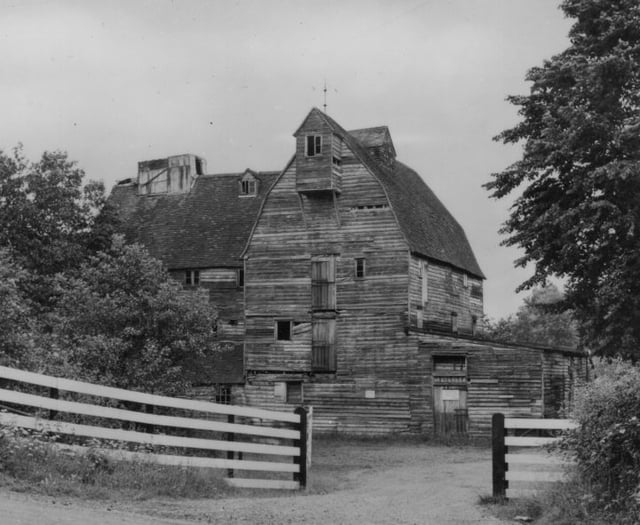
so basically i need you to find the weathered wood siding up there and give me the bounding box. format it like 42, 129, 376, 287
170, 267, 244, 340
410, 332, 588, 437
244, 137, 414, 433
294, 111, 342, 193
408, 256, 483, 334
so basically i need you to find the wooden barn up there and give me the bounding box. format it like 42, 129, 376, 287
109, 109, 588, 437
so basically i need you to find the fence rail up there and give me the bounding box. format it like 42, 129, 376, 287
492, 413, 576, 499
0, 365, 311, 490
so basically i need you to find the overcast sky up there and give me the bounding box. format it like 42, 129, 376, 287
0, 0, 573, 319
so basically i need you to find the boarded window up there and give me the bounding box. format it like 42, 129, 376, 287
421, 261, 428, 303
355, 257, 365, 279
306, 135, 322, 156
312, 318, 336, 371
312, 258, 336, 310
286, 382, 303, 404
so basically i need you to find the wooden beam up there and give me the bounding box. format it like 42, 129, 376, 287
225, 478, 300, 490
0, 389, 300, 440
0, 413, 300, 456
504, 418, 577, 430
0, 365, 299, 423
53, 443, 299, 473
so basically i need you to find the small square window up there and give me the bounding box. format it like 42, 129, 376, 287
276, 320, 292, 341
286, 382, 303, 404
215, 384, 231, 404
185, 269, 200, 286
355, 258, 366, 279
306, 135, 322, 157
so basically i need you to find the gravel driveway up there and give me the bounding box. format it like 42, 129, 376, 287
0, 440, 509, 524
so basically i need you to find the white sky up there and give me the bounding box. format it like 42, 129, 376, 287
0, 0, 573, 319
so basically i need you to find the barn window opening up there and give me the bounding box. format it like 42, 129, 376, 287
306, 135, 322, 157
433, 355, 466, 372
332, 156, 342, 167
185, 269, 200, 286
237, 268, 245, 287
355, 258, 366, 279
215, 384, 231, 404
451, 312, 458, 333
276, 320, 291, 340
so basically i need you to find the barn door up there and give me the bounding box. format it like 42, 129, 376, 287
433, 355, 468, 435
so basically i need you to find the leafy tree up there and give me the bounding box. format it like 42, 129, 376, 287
0, 249, 35, 365
0, 146, 117, 308
42, 236, 218, 394
486, 0, 640, 358
484, 284, 578, 348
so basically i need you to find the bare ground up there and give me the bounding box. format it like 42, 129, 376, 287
0, 439, 510, 524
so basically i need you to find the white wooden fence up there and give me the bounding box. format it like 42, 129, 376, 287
0, 365, 311, 490
492, 413, 577, 498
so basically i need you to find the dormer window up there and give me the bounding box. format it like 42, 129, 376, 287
239, 171, 258, 196
241, 179, 257, 195
306, 135, 322, 157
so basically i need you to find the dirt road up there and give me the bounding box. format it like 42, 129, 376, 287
0, 440, 509, 524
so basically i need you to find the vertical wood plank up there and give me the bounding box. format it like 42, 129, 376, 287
294, 406, 308, 489
227, 414, 235, 478
492, 413, 507, 498
49, 387, 59, 420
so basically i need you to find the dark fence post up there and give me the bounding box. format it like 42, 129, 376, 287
492, 413, 507, 498
49, 387, 59, 420
227, 414, 235, 478
294, 406, 308, 489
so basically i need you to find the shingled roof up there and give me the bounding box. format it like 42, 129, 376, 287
313, 108, 485, 279
109, 170, 278, 268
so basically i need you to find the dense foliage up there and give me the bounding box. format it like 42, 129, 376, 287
560, 358, 640, 521
486, 0, 640, 358
41, 237, 218, 393
0, 146, 218, 394
0, 146, 116, 308
484, 284, 578, 348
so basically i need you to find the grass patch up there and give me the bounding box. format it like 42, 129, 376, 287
0, 427, 232, 500
479, 479, 640, 525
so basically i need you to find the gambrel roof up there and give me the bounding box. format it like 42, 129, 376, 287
301, 108, 485, 279
109, 171, 278, 269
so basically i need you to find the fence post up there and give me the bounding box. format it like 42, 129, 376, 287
49, 387, 59, 420
227, 414, 235, 478
492, 413, 507, 498
294, 406, 309, 489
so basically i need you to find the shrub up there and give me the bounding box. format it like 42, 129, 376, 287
560, 358, 640, 520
